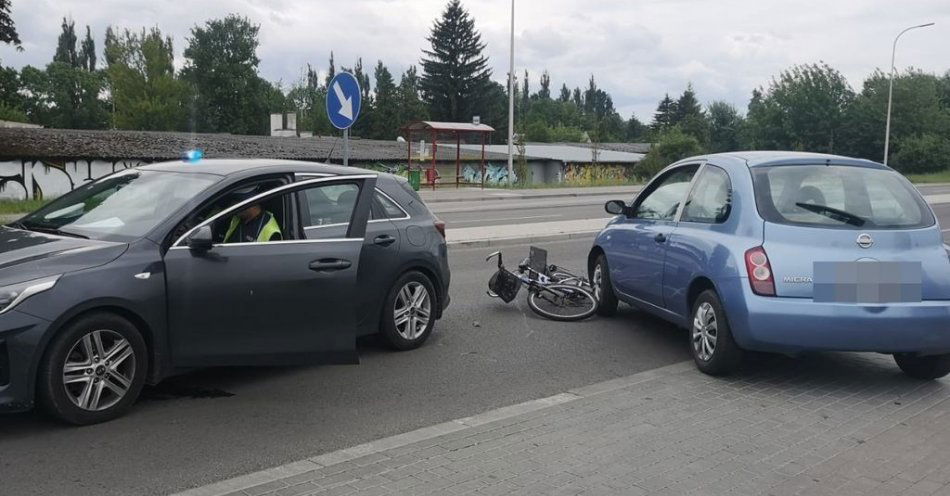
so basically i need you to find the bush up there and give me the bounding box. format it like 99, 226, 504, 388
636, 126, 703, 179
891, 134, 950, 174
0, 102, 28, 123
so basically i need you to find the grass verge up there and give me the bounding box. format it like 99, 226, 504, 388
0, 198, 49, 215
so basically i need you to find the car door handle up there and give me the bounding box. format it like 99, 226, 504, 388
309, 259, 352, 272
374, 235, 396, 247
654, 233, 667, 243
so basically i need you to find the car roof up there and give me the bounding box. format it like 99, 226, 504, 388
693, 151, 887, 170
140, 158, 378, 177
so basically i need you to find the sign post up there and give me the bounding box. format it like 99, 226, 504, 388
326, 72, 362, 166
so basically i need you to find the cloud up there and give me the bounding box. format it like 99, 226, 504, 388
1, 0, 948, 121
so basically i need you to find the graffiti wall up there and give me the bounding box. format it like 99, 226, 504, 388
562, 163, 635, 184
461, 162, 517, 185
0, 159, 147, 200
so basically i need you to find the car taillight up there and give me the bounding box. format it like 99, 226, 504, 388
434, 219, 446, 238
745, 247, 775, 296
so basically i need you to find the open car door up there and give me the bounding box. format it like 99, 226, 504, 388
163, 174, 377, 367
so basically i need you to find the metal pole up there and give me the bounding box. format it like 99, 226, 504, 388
506, 0, 515, 186
343, 128, 350, 167
883, 22, 934, 166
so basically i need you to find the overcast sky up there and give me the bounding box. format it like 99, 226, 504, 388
2, 0, 949, 120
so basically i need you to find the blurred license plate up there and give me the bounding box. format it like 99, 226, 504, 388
813, 261, 921, 303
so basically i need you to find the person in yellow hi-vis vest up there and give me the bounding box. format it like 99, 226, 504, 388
223, 201, 282, 243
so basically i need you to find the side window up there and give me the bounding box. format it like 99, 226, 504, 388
303, 183, 359, 226
375, 191, 408, 219
300, 182, 360, 239
214, 191, 288, 244
681, 166, 732, 224
633, 165, 699, 220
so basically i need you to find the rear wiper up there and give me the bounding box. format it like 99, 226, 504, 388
795, 202, 866, 227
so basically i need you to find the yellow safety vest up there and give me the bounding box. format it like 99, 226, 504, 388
224, 211, 282, 243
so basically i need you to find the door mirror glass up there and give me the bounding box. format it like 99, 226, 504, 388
188, 225, 214, 251
605, 200, 627, 216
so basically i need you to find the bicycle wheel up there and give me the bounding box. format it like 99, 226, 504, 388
550, 272, 594, 292
527, 284, 598, 321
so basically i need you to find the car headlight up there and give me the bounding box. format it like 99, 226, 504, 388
0, 275, 60, 315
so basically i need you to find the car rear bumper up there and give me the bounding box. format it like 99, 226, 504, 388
0, 310, 50, 413
721, 277, 950, 355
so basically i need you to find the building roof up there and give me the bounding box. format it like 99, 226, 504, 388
402, 121, 496, 133
0, 128, 511, 162
456, 143, 645, 164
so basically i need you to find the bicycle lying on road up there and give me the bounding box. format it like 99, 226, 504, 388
486, 246, 598, 321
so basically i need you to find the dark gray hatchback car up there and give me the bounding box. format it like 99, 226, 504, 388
0, 159, 450, 424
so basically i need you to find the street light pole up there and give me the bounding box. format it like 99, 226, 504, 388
883, 22, 934, 166
507, 0, 515, 186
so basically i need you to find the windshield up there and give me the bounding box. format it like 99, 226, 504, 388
19, 169, 219, 242
751, 165, 934, 230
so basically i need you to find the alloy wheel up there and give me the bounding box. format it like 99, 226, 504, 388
394, 282, 431, 341
692, 302, 718, 361
62, 329, 136, 412
592, 264, 604, 301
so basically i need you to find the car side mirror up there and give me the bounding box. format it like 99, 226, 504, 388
188, 225, 214, 252
605, 200, 628, 216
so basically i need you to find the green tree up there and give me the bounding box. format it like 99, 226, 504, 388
0, 0, 22, 50
650, 94, 677, 133
182, 15, 274, 135
745, 62, 854, 152
396, 65, 428, 126
78, 25, 96, 71
636, 126, 703, 179
707, 101, 743, 153
54, 18, 79, 67
538, 70, 551, 100
558, 83, 570, 103
840, 69, 950, 163
325, 51, 335, 88
673, 84, 709, 145
105, 27, 190, 131
891, 134, 950, 174
288, 64, 333, 136
420, 0, 492, 122
21, 19, 108, 129
370, 60, 399, 139
625, 113, 647, 142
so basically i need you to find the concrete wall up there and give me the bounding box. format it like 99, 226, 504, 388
0, 159, 146, 200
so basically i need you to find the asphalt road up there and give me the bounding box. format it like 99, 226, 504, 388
431, 184, 950, 229
0, 238, 690, 496
4, 189, 950, 496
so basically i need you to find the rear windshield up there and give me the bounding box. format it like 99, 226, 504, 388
751, 165, 934, 230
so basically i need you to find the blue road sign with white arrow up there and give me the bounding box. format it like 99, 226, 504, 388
326, 72, 362, 130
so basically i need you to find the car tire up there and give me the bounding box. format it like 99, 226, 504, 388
894, 353, 950, 380
591, 254, 618, 317
690, 290, 742, 376
380, 271, 437, 351
37, 312, 148, 425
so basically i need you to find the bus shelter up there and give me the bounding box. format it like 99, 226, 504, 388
400, 121, 495, 189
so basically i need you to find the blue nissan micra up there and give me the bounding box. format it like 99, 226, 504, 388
589, 151, 950, 378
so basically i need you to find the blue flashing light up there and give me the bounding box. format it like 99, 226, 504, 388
183, 149, 204, 163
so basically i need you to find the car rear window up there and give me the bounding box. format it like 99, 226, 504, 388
751, 165, 934, 229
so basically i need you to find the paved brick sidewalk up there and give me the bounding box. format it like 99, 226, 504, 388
177, 354, 950, 496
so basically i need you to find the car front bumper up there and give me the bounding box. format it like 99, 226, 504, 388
0, 310, 51, 413
721, 277, 950, 355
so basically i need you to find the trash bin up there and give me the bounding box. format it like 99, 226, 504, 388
408, 169, 421, 191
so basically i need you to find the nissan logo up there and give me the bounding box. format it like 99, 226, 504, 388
856, 233, 874, 249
